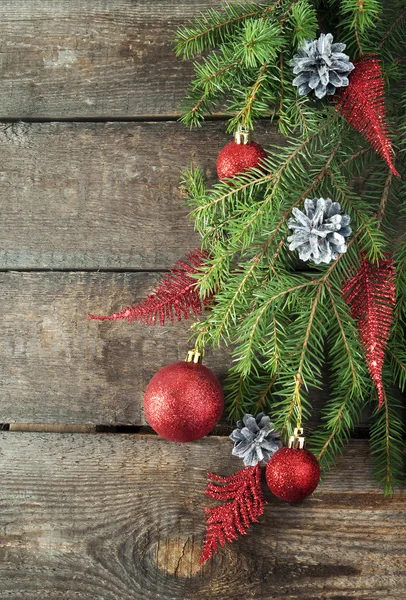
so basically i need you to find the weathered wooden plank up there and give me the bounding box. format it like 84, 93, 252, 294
0, 270, 231, 424
0, 120, 278, 270
0, 270, 376, 426
0, 433, 404, 599
0, 0, 228, 119
8, 423, 96, 433
0, 270, 350, 426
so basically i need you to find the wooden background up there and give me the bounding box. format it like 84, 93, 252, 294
0, 2, 404, 598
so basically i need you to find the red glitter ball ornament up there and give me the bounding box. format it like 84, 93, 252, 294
144, 351, 224, 442
266, 447, 320, 502
216, 126, 267, 180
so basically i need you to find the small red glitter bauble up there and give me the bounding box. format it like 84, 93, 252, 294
216, 140, 267, 180
265, 447, 320, 502
144, 361, 224, 442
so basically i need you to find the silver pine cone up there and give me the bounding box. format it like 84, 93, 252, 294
230, 413, 282, 466
290, 33, 354, 99
287, 198, 351, 264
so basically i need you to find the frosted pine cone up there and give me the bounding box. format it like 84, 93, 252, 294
290, 33, 354, 99
287, 198, 351, 264
230, 413, 282, 466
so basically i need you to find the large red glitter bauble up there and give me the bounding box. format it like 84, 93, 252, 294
266, 447, 320, 502
216, 140, 267, 180
144, 361, 224, 442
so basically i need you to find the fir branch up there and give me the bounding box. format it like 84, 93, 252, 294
236, 18, 286, 68
189, 114, 338, 232
214, 253, 262, 341
325, 171, 386, 261
286, 0, 318, 45
282, 283, 325, 432
199, 116, 342, 249
388, 347, 406, 393
376, 170, 394, 225
174, 2, 280, 59
225, 367, 279, 421
255, 374, 278, 411
326, 283, 358, 391
231, 278, 315, 375
227, 60, 270, 130
378, 7, 406, 49
308, 284, 370, 471
337, 0, 383, 55
370, 386, 404, 496
311, 387, 363, 469
278, 54, 285, 117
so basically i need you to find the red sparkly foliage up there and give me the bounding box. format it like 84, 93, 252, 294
342, 253, 396, 408
89, 249, 209, 325
200, 464, 265, 564
336, 55, 399, 176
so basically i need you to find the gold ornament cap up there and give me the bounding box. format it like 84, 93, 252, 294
234, 125, 251, 145
185, 348, 203, 364
288, 427, 305, 449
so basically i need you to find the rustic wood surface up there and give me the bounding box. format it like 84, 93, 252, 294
0, 0, 226, 119
1, 270, 338, 426
1, 1, 404, 598
0, 433, 404, 600
0, 270, 230, 424
0, 121, 277, 270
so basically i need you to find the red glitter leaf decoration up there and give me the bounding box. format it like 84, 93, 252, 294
200, 464, 265, 564
337, 54, 400, 176
89, 249, 210, 325
342, 253, 396, 408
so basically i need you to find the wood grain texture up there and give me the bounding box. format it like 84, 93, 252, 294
0, 270, 346, 426
0, 120, 279, 270
0, 270, 230, 425
0, 0, 227, 119
0, 433, 404, 600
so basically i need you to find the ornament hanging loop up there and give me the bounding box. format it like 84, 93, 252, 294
185, 348, 203, 364
234, 125, 251, 145
288, 427, 305, 449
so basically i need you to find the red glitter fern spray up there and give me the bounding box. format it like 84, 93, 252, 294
89, 249, 210, 325
342, 253, 396, 408
200, 413, 282, 563
200, 464, 266, 564
337, 55, 400, 176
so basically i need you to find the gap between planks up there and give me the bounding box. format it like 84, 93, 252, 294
6, 424, 233, 435
0, 114, 231, 124
6, 423, 373, 438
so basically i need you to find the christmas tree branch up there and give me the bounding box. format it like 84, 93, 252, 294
326, 283, 358, 390
256, 374, 278, 411
214, 254, 262, 341
174, 0, 406, 493
260, 133, 346, 253
378, 7, 406, 49
228, 60, 270, 130
325, 171, 386, 260
388, 348, 406, 392
281, 283, 324, 433
200, 117, 343, 250
314, 388, 353, 460
338, 0, 383, 55
376, 170, 394, 225
308, 283, 370, 470
190, 114, 337, 230
174, 2, 282, 59
370, 386, 404, 496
